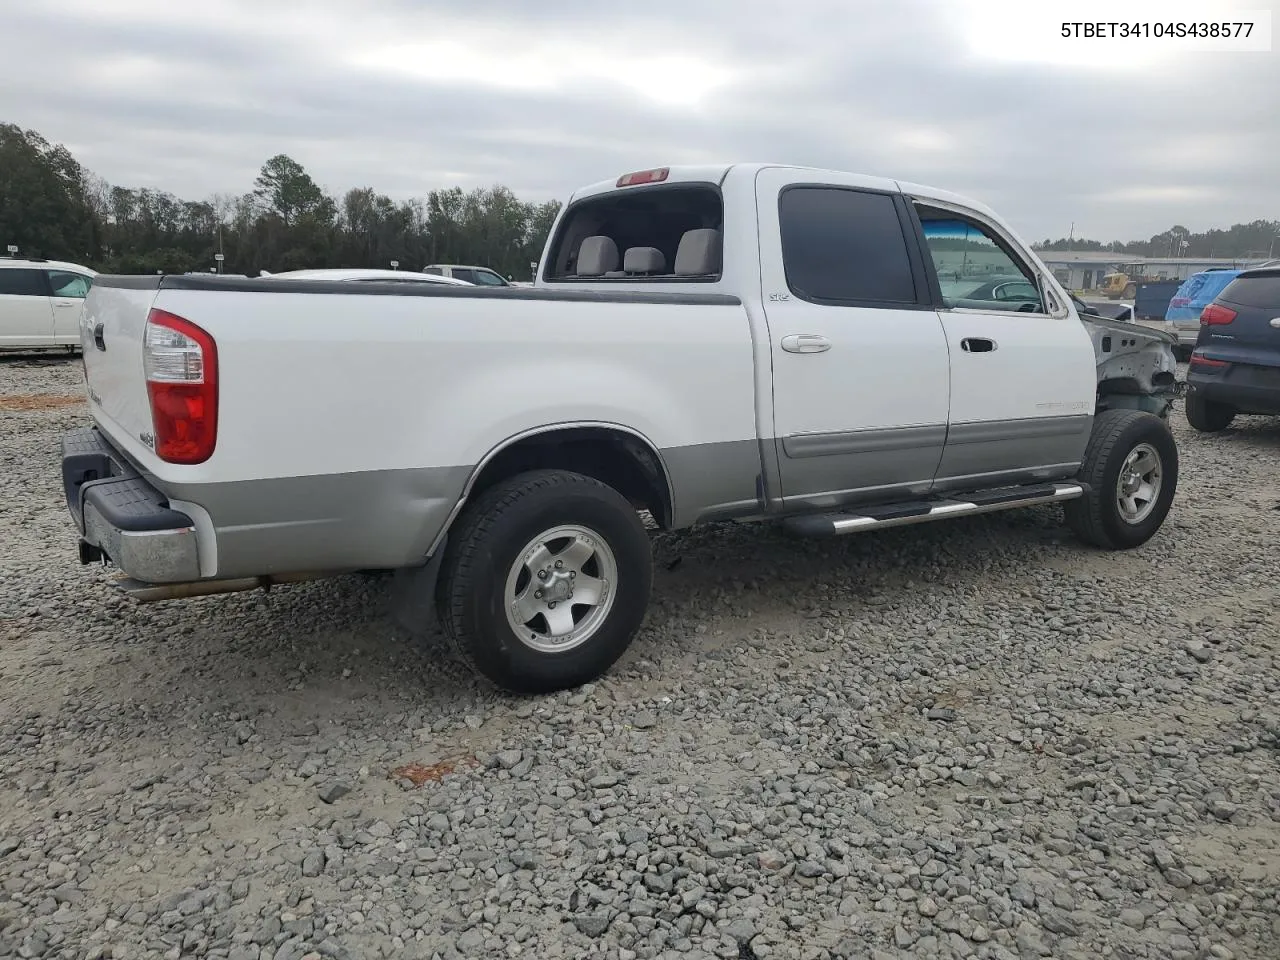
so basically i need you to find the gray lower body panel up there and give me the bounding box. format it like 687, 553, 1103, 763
164, 466, 471, 580
124, 416, 1092, 581
933, 415, 1091, 485
774, 417, 1089, 509
662, 438, 764, 525
776, 425, 946, 508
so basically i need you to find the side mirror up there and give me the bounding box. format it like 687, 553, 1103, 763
1082, 305, 1102, 317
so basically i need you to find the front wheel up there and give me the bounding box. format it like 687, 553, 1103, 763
436, 470, 653, 693
1065, 410, 1178, 550
1185, 394, 1236, 432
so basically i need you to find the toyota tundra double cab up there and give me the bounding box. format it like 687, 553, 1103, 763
62, 163, 1182, 693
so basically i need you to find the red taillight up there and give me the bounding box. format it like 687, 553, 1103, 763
616, 167, 669, 187
1190, 353, 1228, 369
143, 308, 218, 464
1200, 304, 1237, 325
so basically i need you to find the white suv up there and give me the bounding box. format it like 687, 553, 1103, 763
0, 258, 97, 352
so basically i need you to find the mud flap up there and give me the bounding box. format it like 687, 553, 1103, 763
389, 538, 447, 636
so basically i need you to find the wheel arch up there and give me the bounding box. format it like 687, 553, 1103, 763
427, 422, 675, 557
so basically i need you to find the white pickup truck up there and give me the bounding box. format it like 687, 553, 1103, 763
62, 163, 1182, 693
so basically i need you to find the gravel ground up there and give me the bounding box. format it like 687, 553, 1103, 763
2, 355, 1279, 960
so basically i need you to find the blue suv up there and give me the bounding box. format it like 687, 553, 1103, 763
1165, 268, 1242, 356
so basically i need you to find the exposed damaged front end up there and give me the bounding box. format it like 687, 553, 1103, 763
1082, 316, 1184, 419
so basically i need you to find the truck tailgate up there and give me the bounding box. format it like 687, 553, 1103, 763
80, 281, 161, 461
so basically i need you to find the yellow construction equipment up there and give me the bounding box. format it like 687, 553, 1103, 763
1099, 264, 1162, 300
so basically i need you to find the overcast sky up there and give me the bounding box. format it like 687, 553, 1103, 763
2, 0, 1276, 242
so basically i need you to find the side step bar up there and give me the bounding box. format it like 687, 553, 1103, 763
782, 482, 1085, 538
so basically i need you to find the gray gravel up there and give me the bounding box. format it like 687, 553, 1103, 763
3, 355, 1280, 960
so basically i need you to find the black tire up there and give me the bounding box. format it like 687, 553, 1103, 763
1065, 409, 1178, 550
1185, 394, 1235, 432
436, 469, 653, 694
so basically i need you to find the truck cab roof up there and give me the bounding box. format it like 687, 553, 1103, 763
568, 163, 998, 220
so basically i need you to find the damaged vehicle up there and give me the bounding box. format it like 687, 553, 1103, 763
61, 163, 1181, 693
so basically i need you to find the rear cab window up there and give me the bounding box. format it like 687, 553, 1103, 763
543, 183, 723, 283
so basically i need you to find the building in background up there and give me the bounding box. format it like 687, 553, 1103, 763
1036, 252, 1271, 292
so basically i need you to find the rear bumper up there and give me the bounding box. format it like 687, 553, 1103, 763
1162, 321, 1200, 347
1187, 363, 1280, 415
62, 427, 201, 583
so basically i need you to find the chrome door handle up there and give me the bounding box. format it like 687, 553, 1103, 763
960, 337, 997, 353
1269, 318, 1280, 329
781, 334, 831, 354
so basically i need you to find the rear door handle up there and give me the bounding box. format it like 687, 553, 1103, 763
960, 337, 997, 353
1269, 318, 1280, 329
781, 334, 831, 354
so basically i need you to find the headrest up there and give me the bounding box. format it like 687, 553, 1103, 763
674, 228, 721, 276
576, 236, 619, 276
623, 246, 666, 274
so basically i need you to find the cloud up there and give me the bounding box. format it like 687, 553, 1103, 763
1, 0, 1276, 241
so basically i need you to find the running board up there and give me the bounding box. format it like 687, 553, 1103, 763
781, 482, 1086, 537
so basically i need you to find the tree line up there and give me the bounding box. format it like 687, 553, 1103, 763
4, 120, 1277, 275
0, 122, 560, 279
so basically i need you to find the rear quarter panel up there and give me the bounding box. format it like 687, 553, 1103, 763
146, 287, 759, 487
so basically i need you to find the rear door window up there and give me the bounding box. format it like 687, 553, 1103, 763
777, 187, 918, 305
0, 269, 49, 297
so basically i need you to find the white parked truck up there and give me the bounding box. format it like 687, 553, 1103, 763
62, 164, 1182, 693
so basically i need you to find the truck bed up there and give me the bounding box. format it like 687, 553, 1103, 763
76, 275, 761, 580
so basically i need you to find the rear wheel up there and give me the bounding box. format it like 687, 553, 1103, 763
436, 469, 653, 693
1185, 394, 1235, 432
1065, 410, 1178, 550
